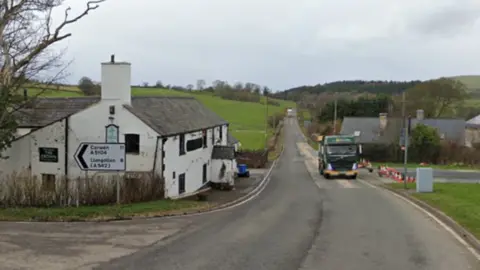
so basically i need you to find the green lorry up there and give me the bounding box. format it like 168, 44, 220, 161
318, 135, 362, 179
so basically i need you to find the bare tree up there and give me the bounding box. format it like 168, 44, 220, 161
0, 0, 105, 153
196, 79, 205, 90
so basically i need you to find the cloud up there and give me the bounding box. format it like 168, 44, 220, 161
52, 0, 480, 90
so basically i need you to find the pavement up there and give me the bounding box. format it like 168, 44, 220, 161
0, 117, 479, 270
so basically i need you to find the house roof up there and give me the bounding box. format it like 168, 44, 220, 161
211, 145, 235, 160
15, 97, 99, 127
227, 133, 239, 146
466, 114, 480, 128
16, 96, 228, 136
340, 117, 403, 144
341, 117, 465, 144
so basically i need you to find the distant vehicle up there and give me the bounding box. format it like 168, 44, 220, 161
286, 108, 294, 117
318, 135, 362, 179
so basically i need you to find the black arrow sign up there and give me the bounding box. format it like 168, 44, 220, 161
76, 144, 88, 169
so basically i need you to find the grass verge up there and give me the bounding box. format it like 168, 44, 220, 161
388, 182, 480, 239
373, 162, 480, 171
268, 125, 285, 162
0, 199, 213, 222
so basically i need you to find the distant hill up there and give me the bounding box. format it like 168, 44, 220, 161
272, 76, 480, 101
272, 80, 420, 101
448, 75, 480, 92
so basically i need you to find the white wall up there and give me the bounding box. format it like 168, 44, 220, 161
211, 159, 234, 186
101, 60, 131, 105
163, 128, 216, 198
0, 120, 66, 180
67, 102, 159, 180
212, 124, 228, 146
466, 128, 480, 147
16, 128, 32, 138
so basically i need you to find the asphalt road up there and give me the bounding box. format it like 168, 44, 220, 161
96, 118, 480, 270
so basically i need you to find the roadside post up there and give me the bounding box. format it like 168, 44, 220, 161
74, 142, 126, 204
403, 116, 411, 189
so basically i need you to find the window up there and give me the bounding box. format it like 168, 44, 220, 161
179, 173, 186, 194
186, 138, 203, 152
42, 174, 56, 192
219, 126, 223, 141
125, 134, 140, 154
179, 134, 186, 155
211, 128, 215, 145
203, 130, 207, 148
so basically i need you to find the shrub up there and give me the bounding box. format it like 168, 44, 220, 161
0, 170, 164, 207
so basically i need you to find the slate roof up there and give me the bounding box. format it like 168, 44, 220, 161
466, 114, 480, 128
124, 96, 227, 136
15, 96, 228, 136
340, 117, 403, 144
341, 116, 465, 144
227, 133, 239, 146
211, 145, 235, 160
15, 97, 99, 127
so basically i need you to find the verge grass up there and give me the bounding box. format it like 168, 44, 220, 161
388, 182, 480, 239
0, 199, 210, 221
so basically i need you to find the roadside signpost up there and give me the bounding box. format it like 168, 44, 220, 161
74, 142, 126, 204
75, 143, 126, 171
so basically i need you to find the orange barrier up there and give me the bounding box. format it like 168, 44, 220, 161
377, 165, 416, 183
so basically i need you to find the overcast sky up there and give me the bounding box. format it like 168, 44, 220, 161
56, 0, 480, 91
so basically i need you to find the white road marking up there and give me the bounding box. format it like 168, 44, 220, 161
359, 179, 480, 261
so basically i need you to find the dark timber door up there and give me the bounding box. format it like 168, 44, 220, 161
179, 173, 186, 194
202, 164, 207, 184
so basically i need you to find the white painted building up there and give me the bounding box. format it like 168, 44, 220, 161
1, 56, 236, 198
211, 145, 236, 189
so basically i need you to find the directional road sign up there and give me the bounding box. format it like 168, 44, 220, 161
74, 143, 126, 171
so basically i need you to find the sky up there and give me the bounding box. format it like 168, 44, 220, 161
54, 0, 480, 91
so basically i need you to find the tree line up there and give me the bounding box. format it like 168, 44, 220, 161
273, 80, 421, 101
302, 78, 476, 122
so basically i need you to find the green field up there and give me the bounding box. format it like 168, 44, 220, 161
27, 86, 295, 150
389, 182, 480, 239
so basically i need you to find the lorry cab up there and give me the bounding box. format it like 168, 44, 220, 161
318, 135, 362, 179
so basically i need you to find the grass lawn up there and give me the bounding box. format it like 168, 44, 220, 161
372, 162, 480, 171
25, 86, 295, 150
268, 126, 285, 161
388, 182, 480, 239
0, 199, 210, 221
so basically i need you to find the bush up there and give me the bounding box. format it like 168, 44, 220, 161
236, 150, 268, 168
215, 89, 261, 103
268, 112, 284, 128
0, 170, 165, 207
267, 99, 280, 106
409, 124, 441, 163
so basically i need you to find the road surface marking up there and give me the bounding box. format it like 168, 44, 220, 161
359, 179, 480, 261
337, 179, 356, 188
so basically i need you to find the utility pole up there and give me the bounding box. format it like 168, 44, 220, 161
333, 94, 337, 134
265, 94, 269, 148
402, 91, 408, 189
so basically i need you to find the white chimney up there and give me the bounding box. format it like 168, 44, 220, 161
379, 113, 387, 130
416, 109, 424, 121
101, 54, 131, 104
